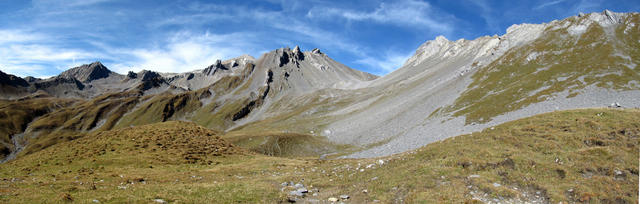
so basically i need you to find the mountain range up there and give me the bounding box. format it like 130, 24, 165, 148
0, 10, 638, 203
1, 10, 638, 161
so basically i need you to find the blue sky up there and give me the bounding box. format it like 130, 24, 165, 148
0, 0, 638, 77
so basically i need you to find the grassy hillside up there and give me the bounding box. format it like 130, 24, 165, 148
18, 91, 142, 157
0, 109, 637, 203
444, 13, 639, 125
0, 96, 77, 159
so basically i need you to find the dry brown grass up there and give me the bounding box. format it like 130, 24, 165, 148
0, 109, 637, 203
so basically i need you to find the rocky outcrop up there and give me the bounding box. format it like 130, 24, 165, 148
276, 46, 307, 67
292, 45, 304, 61
278, 49, 291, 67
0, 70, 29, 87
202, 60, 227, 75
33, 76, 85, 90
23, 76, 40, 83
126, 71, 138, 79
137, 70, 166, 91
59, 62, 113, 82
139, 70, 162, 81
311, 48, 323, 55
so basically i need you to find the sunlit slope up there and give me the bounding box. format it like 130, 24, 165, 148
445, 13, 640, 124
320, 11, 640, 157
0, 109, 636, 203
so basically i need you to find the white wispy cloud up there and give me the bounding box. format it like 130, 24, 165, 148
534, 0, 568, 10
0, 30, 45, 44
107, 31, 261, 74
1, 0, 438, 77
572, 0, 604, 13
0, 29, 99, 77
355, 51, 414, 75
306, 0, 453, 33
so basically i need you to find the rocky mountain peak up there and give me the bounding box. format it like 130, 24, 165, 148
292, 45, 304, 61
311, 48, 323, 55
139, 70, 162, 81
588, 9, 625, 25
126, 71, 137, 79
0, 70, 29, 87
202, 59, 227, 75
274, 46, 306, 67
24, 76, 40, 83
403, 35, 454, 66
59, 61, 112, 82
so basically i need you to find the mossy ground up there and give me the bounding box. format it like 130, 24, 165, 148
0, 108, 637, 203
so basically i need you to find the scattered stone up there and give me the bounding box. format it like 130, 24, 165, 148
59, 193, 73, 201
340, 194, 350, 200
289, 190, 304, 197
614, 169, 627, 180
377, 159, 385, 165
362, 189, 368, 194
493, 183, 501, 187
297, 187, 309, 194
153, 199, 167, 204
614, 169, 623, 175
92, 199, 100, 203
287, 196, 297, 203
609, 102, 621, 108
294, 183, 304, 188
468, 174, 481, 178
328, 197, 339, 202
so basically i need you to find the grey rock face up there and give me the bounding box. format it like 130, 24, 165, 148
140, 70, 162, 81
202, 59, 227, 75
34, 76, 85, 90
126, 71, 137, 79
0, 70, 28, 87
311, 48, 322, 55
59, 62, 113, 82
23, 76, 40, 83
292, 45, 304, 61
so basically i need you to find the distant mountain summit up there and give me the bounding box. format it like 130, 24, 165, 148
59, 62, 113, 82
0, 70, 28, 87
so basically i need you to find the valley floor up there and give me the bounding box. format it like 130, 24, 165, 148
0, 109, 638, 203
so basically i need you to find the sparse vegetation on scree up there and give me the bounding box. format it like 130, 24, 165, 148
0, 109, 637, 203
446, 13, 640, 125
